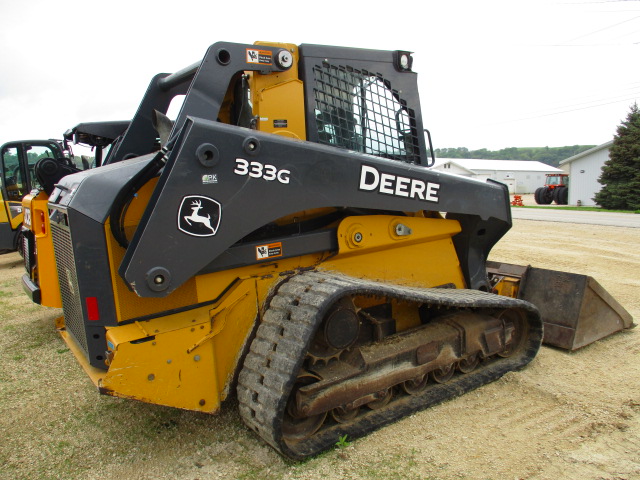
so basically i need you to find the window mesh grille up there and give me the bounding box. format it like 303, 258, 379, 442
313, 63, 420, 163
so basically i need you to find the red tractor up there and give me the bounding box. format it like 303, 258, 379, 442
535, 173, 569, 205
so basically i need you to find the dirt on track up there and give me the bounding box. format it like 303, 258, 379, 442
0, 218, 639, 480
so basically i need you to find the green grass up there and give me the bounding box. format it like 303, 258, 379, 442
514, 205, 640, 213
335, 434, 351, 448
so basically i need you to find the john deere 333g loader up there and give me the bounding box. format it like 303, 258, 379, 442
46, 42, 632, 459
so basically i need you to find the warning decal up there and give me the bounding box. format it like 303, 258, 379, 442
256, 242, 283, 260
246, 49, 272, 65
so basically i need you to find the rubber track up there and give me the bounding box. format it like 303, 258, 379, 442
237, 271, 542, 460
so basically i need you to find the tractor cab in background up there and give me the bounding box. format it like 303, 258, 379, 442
0, 140, 66, 253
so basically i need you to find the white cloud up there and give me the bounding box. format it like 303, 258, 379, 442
1, 0, 638, 149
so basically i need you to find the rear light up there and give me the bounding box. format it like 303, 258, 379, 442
86, 297, 99, 321
32, 209, 47, 236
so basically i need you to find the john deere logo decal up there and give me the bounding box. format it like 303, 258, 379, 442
178, 195, 221, 237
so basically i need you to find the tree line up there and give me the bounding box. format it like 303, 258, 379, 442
434, 145, 595, 168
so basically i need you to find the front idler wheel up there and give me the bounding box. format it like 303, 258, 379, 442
497, 309, 527, 358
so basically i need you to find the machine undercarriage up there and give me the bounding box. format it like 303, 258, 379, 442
239, 272, 542, 458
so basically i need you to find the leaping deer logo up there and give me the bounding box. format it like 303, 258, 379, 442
177, 195, 221, 237
184, 199, 215, 233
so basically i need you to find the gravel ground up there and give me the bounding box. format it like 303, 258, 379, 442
0, 217, 638, 480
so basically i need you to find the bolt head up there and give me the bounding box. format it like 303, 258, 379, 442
277, 50, 293, 69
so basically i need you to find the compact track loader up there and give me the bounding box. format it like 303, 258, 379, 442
45, 42, 632, 459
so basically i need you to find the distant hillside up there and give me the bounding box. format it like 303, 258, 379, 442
434, 146, 596, 168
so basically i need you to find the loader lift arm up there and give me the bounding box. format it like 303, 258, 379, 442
105, 42, 296, 164
100, 43, 510, 297
98, 117, 511, 298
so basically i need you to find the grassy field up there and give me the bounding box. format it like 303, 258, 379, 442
1, 217, 639, 479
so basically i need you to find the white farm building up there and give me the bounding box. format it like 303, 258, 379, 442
430, 159, 562, 194
559, 141, 612, 206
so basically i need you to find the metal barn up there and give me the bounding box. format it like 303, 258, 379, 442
559, 141, 612, 207
430, 159, 562, 194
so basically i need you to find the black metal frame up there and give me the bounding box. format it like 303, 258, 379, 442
53, 117, 510, 300
105, 42, 294, 164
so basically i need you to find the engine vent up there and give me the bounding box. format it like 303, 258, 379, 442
51, 221, 88, 354
313, 63, 420, 163
22, 230, 35, 274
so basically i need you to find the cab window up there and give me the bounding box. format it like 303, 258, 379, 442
1, 146, 23, 199
25, 144, 59, 190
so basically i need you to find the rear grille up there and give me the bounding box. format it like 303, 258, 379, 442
51, 221, 87, 354
313, 63, 420, 163
22, 230, 34, 274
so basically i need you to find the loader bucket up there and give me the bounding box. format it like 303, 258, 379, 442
487, 262, 634, 350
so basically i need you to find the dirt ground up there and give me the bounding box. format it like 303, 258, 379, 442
0, 218, 638, 480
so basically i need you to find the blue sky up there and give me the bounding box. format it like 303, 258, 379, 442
0, 0, 638, 150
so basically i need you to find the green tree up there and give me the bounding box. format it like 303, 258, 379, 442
434, 145, 594, 166
594, 103, 640, 210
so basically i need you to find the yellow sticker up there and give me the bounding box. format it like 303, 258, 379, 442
246, 49, 272, 65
